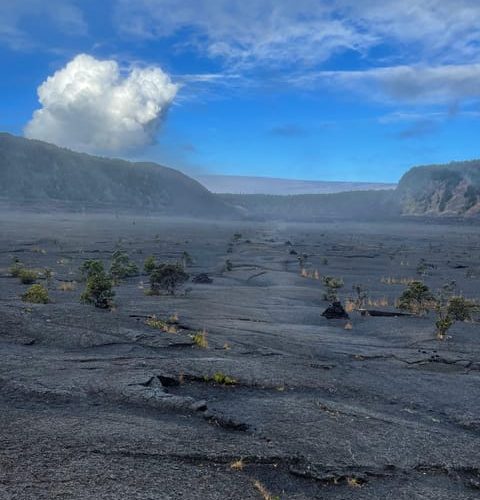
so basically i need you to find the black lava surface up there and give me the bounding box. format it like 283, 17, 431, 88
1, 210, 480, 499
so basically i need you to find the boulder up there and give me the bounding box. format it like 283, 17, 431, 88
322, 302, 349, 319
192, 273, 213, 284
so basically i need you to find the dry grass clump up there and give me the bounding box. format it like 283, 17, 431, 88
367, 297, 390, 307
346, 477, 364, 488
230, 459, 245, 471
381, 276, 415, 285
58, 281, 76, 291
300, 268, 320, 280
145, 315, 178, 334
253, 480, 279, 500
192, 329, 208, 348
345, 299, 356, 313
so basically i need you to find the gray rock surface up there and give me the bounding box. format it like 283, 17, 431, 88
1, 211, 480, 499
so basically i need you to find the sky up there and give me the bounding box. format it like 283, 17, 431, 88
1, 1, 480, 183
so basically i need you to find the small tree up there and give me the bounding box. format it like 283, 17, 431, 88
110, 250, 139, 282
447, 296, 477, 321
397, 281, 434, 315
149, 264, 189, 295
435, 294, 477, 340
79, 259, 104, 280
144, 255, 157, 275
81, 270, 115, 309
322, 276, 344, 302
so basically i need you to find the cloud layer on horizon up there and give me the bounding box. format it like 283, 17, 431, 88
24, 54, 179, 154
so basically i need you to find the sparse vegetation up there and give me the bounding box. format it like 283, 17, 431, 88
145, 315, 178, 333
192, 329, 209, 348
148, 263, 189, 295
205, 372, 236, 385
80, 265, 115, 309
253, 480, 279, 500
79, 259, 104, 280
446, 296, 477, 321
43, 267, 54, 288
300, 268, 320, 280
22, 284, 49, 304
230, 458, 245, 471
351, 284, 368, 309
58, 281, 76, 292
110, 250, 139, 282
143, 255, 157, 274
322, 276, 344, 302
434, 292, 477, 340
381, 276, 415, 285
397, 280, 435, 315
19, 268, 39, 285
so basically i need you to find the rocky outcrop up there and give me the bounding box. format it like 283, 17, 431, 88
396, 160, 480, 216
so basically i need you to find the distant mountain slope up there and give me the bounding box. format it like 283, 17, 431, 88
0, 133, 233, 216
396, 160, 480, 216
220, 190, 399, 221
196, 174, 396, 195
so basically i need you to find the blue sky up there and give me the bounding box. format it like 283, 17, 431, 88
1, 1, 480, 182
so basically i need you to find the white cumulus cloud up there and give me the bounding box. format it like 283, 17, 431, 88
24, 54, 179, 154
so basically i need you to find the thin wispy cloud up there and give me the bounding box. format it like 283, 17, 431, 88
0, 0, 87, 50
114, 1, 480, 67
109, 0, 480, 111
287, 64, 480, 105
270, 124, 309, 138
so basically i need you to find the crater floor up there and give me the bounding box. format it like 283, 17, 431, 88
1, 211, 480, 499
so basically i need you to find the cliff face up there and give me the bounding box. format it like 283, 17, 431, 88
396, 161, 480, 216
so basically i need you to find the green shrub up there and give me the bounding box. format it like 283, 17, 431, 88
22, 284, 49, 304
110, 250, 139, 282
81, 270, 115, 309
434, 295, 477, 340
435, 312, 454, 340
9, 258, 24, 277
149, 263, 189, 295
397, 281, 434, 315
79, 260, 105, 280
19, 268, 39, 285
447, 296, 477, 321
144, 255, 157, 275
208, 372, 236, 385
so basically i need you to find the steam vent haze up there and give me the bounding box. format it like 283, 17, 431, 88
2, 2, 480, 499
